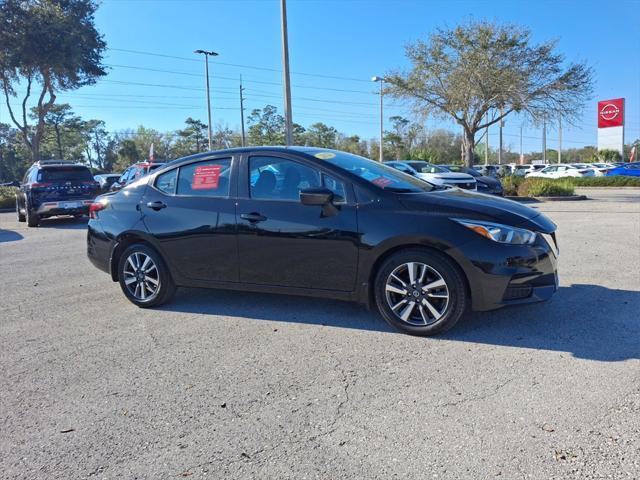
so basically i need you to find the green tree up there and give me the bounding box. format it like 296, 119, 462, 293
305, 122, 338, 148
177, 117, 208, 154
0, 0, 106, 161
115, 138, 140, 171
248, 105, 285, 145
385, 20, 593, 167
38, 103, 78, 159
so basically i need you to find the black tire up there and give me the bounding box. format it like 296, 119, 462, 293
374, 248, 468, 336
26, 204, 39, 227
16, 200, 26, 222
117, 243, 176, 308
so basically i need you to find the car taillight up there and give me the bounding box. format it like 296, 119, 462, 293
89, 200, 108, 219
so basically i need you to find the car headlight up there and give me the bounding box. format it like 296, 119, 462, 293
452, 218, 537, 245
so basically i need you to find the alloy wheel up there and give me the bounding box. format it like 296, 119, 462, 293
384, 262, 450, 326
122, 252, 161, 301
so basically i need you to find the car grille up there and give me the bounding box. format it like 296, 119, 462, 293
449, 182, 475, 190
503, 284, 533, 300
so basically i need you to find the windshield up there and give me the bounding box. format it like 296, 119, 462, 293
38, 166, 93, 182
313, 150, 436, 192
405, 162, 446, 174
443, 165, 479, 177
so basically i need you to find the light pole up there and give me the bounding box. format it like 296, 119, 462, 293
372, 76, 384, 162
280, 0, 293, 146
194, 49, 218, 151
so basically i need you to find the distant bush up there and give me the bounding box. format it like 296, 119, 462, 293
518, 178, 575, 197
567, 176, 640, 187
501, 175, 525, 196
0, 186, 17, 209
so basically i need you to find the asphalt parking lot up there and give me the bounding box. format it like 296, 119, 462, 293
1, 189, 639, 480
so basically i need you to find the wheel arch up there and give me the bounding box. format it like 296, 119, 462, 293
366, 243, 472, 309
110, 231, 162, 282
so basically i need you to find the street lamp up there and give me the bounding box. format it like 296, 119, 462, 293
194, 49, 219, 151
372, 76, 384, 162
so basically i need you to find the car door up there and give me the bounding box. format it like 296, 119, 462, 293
236, 152, 359, 292
141, 156, 238, 283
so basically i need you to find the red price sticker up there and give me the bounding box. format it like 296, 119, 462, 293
192, 164, 222, 190
371, 176, 393, 188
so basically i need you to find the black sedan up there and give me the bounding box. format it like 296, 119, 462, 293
87, 147, 558, 336
442, 165, 504, 195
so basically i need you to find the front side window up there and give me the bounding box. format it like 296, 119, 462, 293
176, 158, 231, 197
249, 156, 321, 201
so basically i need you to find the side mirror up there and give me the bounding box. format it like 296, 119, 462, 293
300, 187, 334, 206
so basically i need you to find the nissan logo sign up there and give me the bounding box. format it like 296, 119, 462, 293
600, 104, 620, 121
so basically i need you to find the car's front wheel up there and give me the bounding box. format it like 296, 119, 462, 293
117, 244, 176, 308
374, 249, 468, 336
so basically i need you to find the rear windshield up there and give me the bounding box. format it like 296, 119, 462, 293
444, 165, 479, 177
308, 150, 436, 193
38, 166, 93, 182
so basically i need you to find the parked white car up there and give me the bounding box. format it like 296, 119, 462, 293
590, 163, 615, 176
514, 164, 548, 176
526, 164, 596, 179
385, 161, 477, 190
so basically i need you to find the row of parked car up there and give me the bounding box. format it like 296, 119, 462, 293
474, 161, 639, 179
12, 157, 640, 228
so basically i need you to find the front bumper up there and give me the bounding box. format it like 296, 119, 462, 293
448, 231, 559, 311
36, 199, 93, 216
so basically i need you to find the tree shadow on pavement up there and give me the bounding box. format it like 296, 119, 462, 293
37, 216, 88, 229
161, 283, 639, 362
443, 284, 639, 362
0, 228, 23, 243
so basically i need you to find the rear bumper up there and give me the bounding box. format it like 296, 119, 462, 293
87, 223, 112, 275
448, 232, 559, 311
36, 199, 93, 216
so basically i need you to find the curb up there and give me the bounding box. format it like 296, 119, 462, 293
505, 195, 588, 202
575, 186, 640, 190
533, 195, 588, 201
0, 208, 13, 213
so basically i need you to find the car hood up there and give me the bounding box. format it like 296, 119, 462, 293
476, 175, 501, 187
417, 172, 474, 181
398, 188, 556, 233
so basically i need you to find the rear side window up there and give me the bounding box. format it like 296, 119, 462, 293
38, 167, 93, 182
155, 169, 177, 194
176, 158, 231, 197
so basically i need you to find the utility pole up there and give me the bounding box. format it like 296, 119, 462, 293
194, 49, 219, 151
558, 116, 562, 164
498, 107, 504, 165
280, 0, 293, 146
371, 76, 384, 161
239, 75, 246, 147
485, 112, 489, 166
542, 116, 547, 163
519, 124, 523, 165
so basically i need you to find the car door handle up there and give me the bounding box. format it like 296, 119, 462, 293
146, 201, 167, 211
241, 212, 267, 223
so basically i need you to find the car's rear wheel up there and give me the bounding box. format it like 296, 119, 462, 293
16, 201, 25, 222
26, 204, 39, 227
374, 249, 467, 336
118, 244, 175, 308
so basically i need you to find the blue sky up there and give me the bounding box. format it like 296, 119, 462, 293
2, 0, 639, 154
